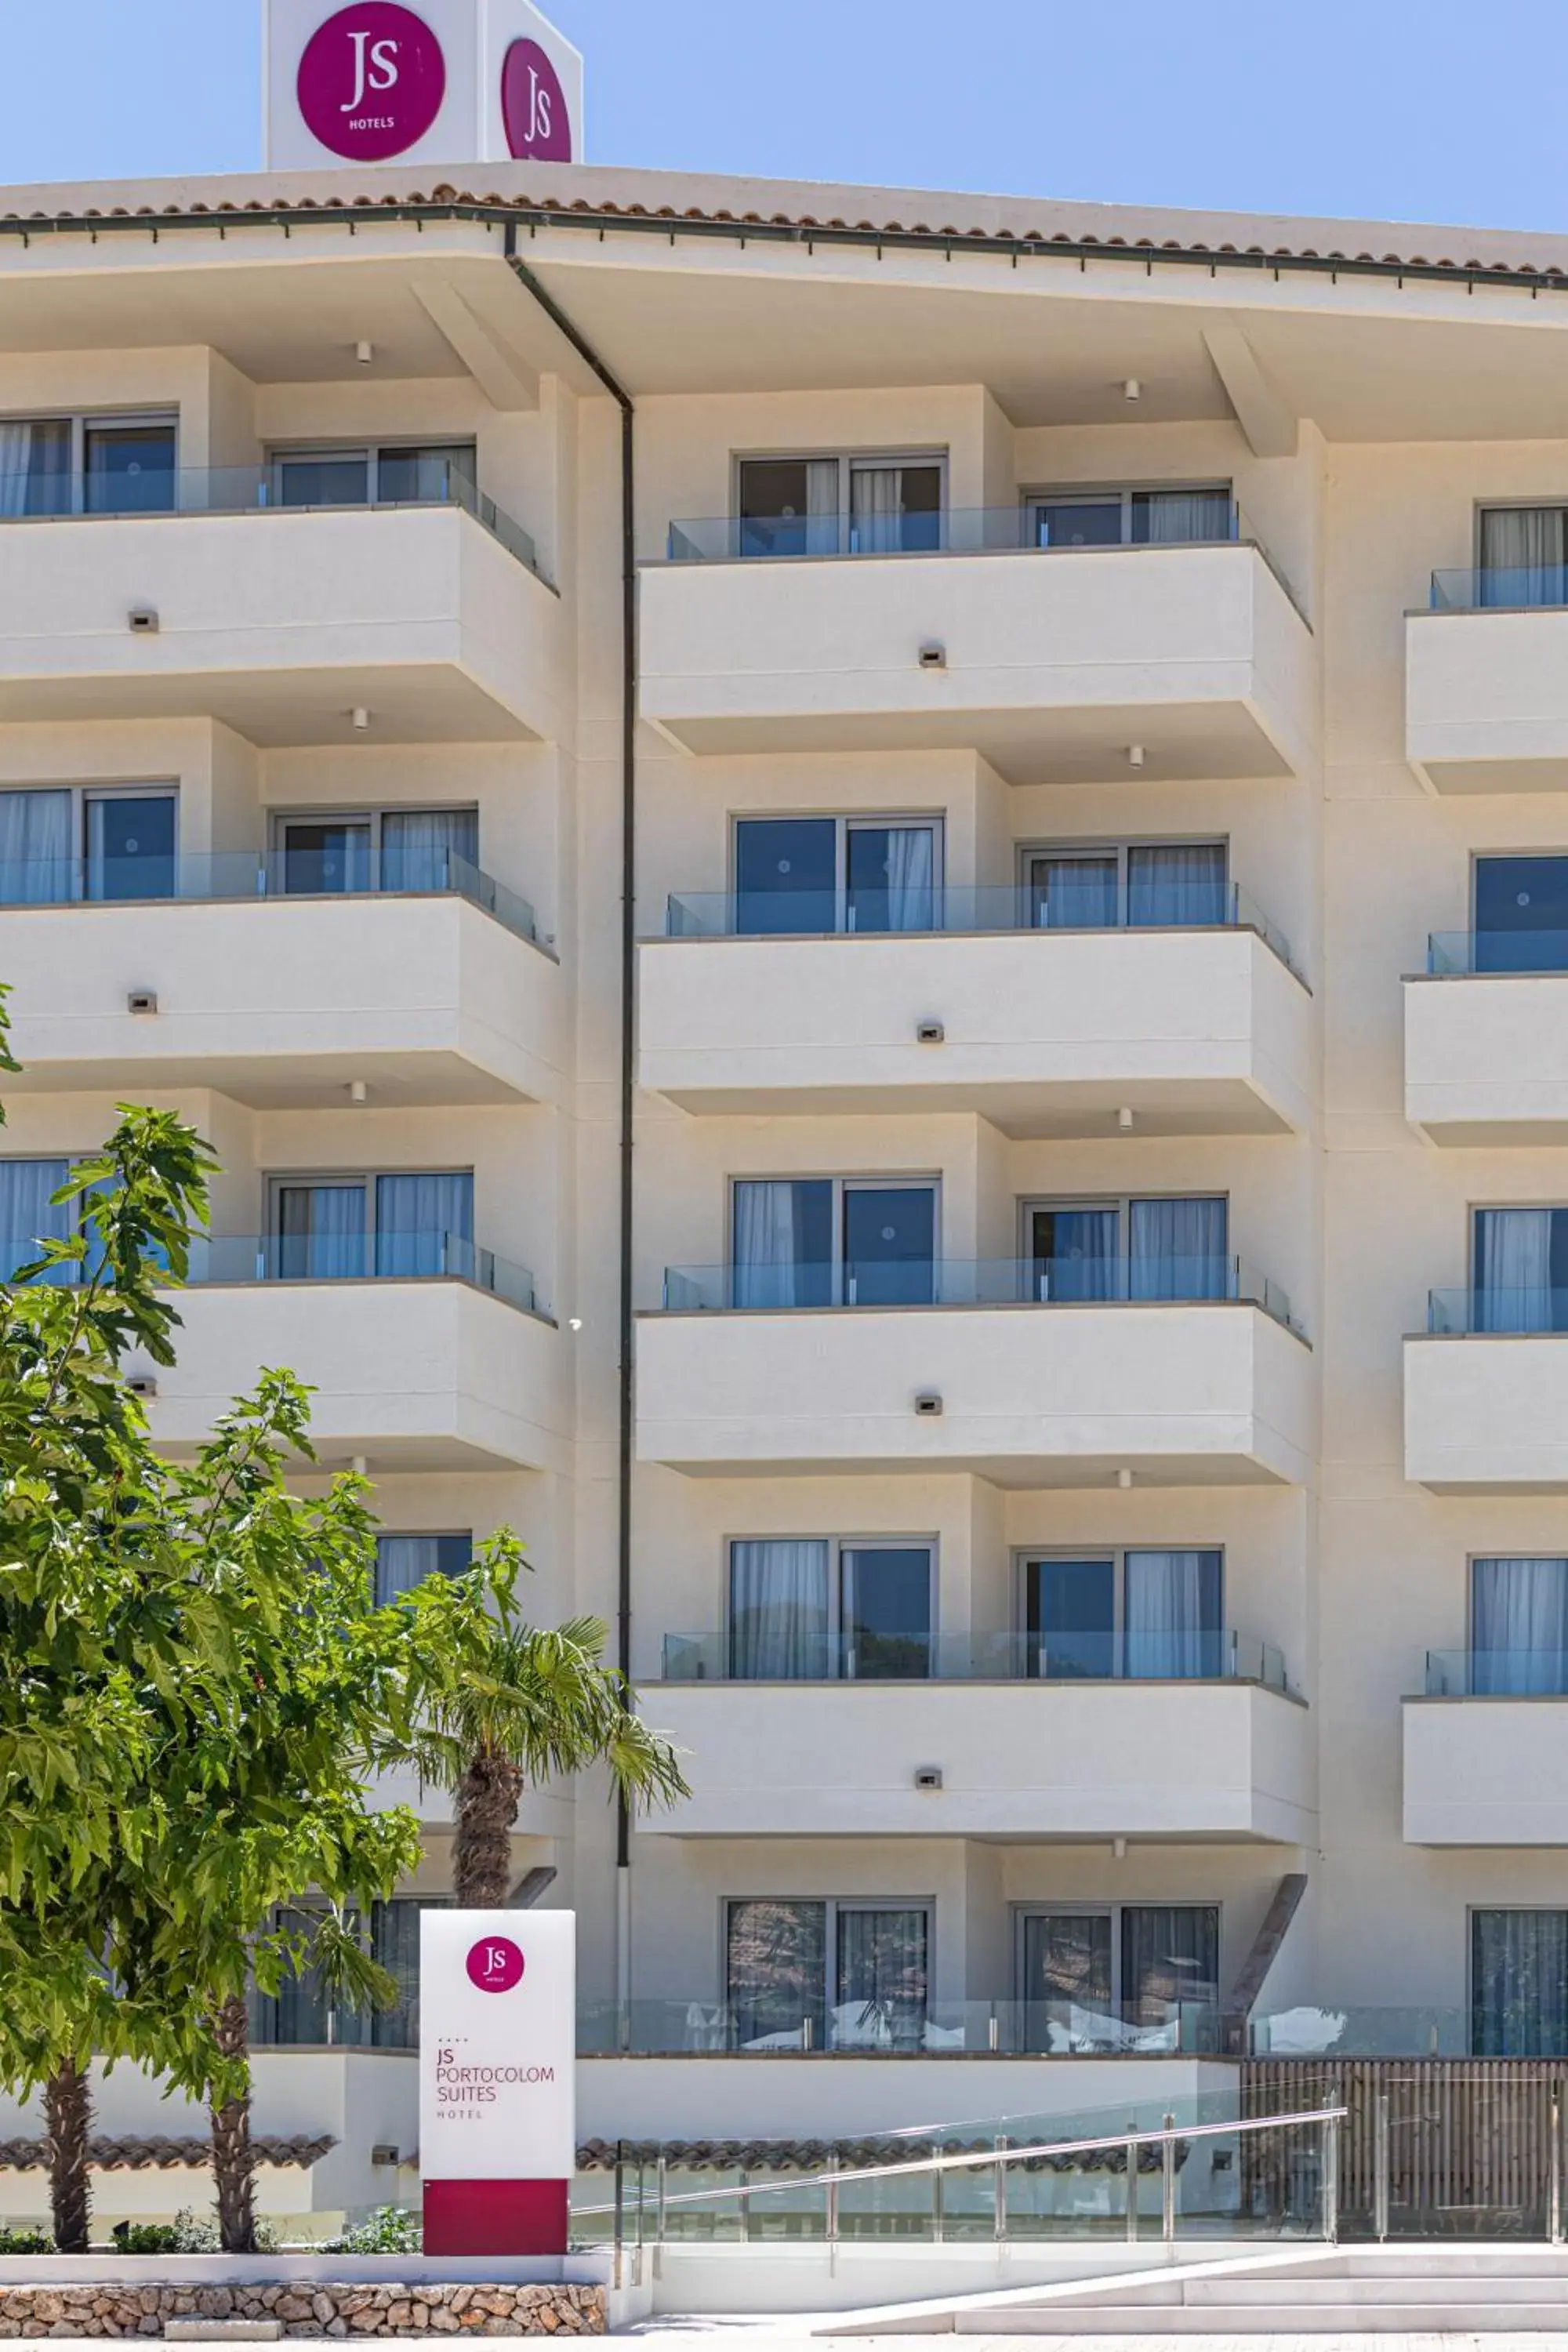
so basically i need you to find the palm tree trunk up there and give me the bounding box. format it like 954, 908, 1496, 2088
43, 2059, 93, 2253
453, 1748, 524, 1907
209, 1993, 257, 2255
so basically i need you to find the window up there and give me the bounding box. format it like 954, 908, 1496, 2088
724, 1898, 931, 2051
272, 807, 478, 896
269, 1172, 474, 1283
1478, 506, 1568, 608
1026, 485, 1232, 550
0, 413, 176, 517
1473, 855, 1568, 974
727, 1538, 935, 1679
1024, 1196, 1229, 1303
0, 786, 176, 906
1472, 1911, 1568, 2056
1022, 1549, 1224, 1680
1472, 1205, 1568, 1332
249, 1896, 449, 2049
732, 815, 941, 935
1470, 1558, 1568, 1694
736, 453, 944, 558
0, 1158, 72, 1283
268, 442, 477, 510
1025, 840, 1229, 931
376, 1533, 474, 1607
730, 1177, 937, 1308
1019, 1904, 1220, 2053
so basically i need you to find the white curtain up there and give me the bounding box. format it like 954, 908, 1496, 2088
1472, 1557, 1568, 1695
1040, 1207, 1121, 1301
381, 808, 478, 892
728, 1539, 831, 1679
1140, 489, 1232, 544
1476, 1207, 1555, 1333
1473, 1911, 1568, 2056
0, 1158, 70, 1280
850, 467, 904, 554
885, 826, 935, 931
1033, 855, 1119, 930
277, 1184, 366, 1282
1480, 506, 1568, 608
1125, 1550, 1220, 1679
1130, 1196, 1228, 1300
0, 788, 71, 905
1128, 843, 1229, 927
0, 423, 34, 519
376, 1172, 474, 1279
804, 459, 840, 556
733, 1181, 812, 1308
376, 1537, 440, 1604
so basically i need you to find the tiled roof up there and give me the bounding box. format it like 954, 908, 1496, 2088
575, 2134, 1188, 2174
0, 183, 1564, 287
0, 2135, 334, 2172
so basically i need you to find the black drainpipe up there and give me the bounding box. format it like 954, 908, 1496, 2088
502, 225, 639, 1933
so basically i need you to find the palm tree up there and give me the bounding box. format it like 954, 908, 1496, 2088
418, 1617, 688, 1906
42, 2060, 92, 2253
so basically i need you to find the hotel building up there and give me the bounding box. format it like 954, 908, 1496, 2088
2, 147, 1568, 2220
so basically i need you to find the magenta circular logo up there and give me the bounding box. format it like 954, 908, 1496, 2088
502, 38, 572, 162
298, 4, 446, 162
466, 1936, 525, 1994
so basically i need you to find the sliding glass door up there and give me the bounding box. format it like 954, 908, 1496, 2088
1024, 1550, 1224, 1680
726, 1539, 935, 1680
1474, 855, 1568, 974
725, 1899, 930, 2051
1027, 1197, 1228, 1304
1028, 486, 1231, 549
1479, 506, 1568, 608
731, 1178, 937, 1308
1471, 1557, 1568, 1694
1025, 840, 1228, 931
732, 815, 940, 935
1472, 1206, 1568, 1333
1020, 1904, 1219, 2050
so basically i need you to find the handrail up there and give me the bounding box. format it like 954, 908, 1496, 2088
579, 2101, 1348, 2219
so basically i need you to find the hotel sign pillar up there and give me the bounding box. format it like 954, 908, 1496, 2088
419, 1911, 577, 2257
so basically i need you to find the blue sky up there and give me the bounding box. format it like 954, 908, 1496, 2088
2, 0, 1566, 238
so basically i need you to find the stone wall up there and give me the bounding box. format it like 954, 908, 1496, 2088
0, 2283, 606, 2337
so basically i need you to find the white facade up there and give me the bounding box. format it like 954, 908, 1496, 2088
9, 147, 1568, 2220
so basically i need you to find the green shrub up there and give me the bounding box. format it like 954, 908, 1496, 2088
111, 2209, 277, 2255
325, 2206, 422, 2255
0, 2230, 51, 2255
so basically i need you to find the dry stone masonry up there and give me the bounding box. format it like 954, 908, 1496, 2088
0, 2283, 605, 2338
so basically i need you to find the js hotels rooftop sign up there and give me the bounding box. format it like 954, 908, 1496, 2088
419, 1910, 576, 2257
264, 0, 583, 170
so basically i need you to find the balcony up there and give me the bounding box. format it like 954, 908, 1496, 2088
1406, 933, 1568, 1143
1406, 1291, 1568, 1490
1409, 570, 1568, 792
0, 853, 563, 1109
0, 468, 561, 746
1406, 1657, 1568, 1842
142, 1238, 565, 1473
646, 1633, 1308, 1843
641, 888, 1309, 1137
641, 515, 1315, 783
637, 1259, 1312, 1486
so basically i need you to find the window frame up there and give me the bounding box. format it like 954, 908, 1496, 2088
0, 408, 179, 515
1018, 1192, 1232, 1290
260, 437, 479, 508
375, 1530, 474, 1607
731, 448, 949, 536
265, 1168, 477, 1248
1467, 1903, 1568, 2058
1020, 480, 1234, 549
1016, 836, 1229, 922
267, 804, 480, 887
725, 1171, 943, 1302
723, 1532, 941, 1674
720, 1894, 936, 2041
1014, 1544, 1226, 1646
1473, 499, 1568, 569
0, 781, 179, 904
728, 810, 947, 927
1012, 1900, 1223, 2024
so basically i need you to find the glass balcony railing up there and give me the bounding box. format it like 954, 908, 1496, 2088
1, 463, 545, 579
575, 1997, 1221, 2059
1428, 1287, 1568, 1334
660, 1628, 1287, 1689
662, 503, 1307, 618
1432, 565, 1568, 612
1428, 928, 1568, 975
1425, 1650, 1568, 1697
663, 881, 1295, 971
2, 1232, 539, 1314
660, 1254, 1297, 1330
0, 848, 538, 945
667, 504, 1256, 564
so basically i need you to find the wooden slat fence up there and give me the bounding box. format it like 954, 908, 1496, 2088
1243, 2057, 1566, 2234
